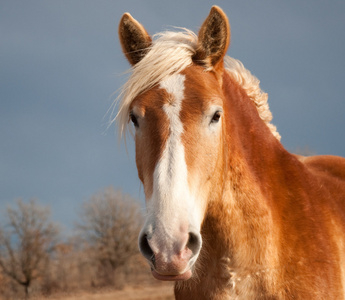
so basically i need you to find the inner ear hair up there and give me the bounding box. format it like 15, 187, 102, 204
194, 6, 230, 68
119, 13, 152, 66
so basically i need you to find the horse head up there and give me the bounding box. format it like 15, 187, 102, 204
118, 6, 230, 281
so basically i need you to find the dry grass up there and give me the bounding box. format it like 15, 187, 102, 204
35, 284, 174, 300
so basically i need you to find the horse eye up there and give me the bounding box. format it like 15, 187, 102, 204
129, 112, 139, 128
211, 111, 221, 124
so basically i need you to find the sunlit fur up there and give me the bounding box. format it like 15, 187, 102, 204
117, 6, 345, 299
224, 56, 281, 141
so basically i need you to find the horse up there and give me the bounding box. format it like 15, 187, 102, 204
116, 6, 345, 299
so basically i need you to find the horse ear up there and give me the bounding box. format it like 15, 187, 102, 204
195, 6, 230, 69
118, 13, 152, 66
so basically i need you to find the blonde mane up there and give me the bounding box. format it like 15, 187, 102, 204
224, 57, 281, 140
113, 30, 280, 141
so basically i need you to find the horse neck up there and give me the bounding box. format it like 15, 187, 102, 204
201, 71, 286, 272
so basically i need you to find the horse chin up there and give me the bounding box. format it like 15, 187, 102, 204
151, 269, 192, 281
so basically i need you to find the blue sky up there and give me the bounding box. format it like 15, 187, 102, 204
1, 1, 345, 232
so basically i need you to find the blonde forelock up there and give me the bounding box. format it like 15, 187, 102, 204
112, 30, 280, 141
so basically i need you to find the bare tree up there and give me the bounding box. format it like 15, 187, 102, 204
0, 199, 59, 299
77, 187, 143, 286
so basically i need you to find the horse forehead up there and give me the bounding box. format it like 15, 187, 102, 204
130, 74, 186, 115
157, 70, 221, 114
131, 70, 223, 131
159, 73, 186, 102
157, 72, 210, 123
183, 66, 222, 93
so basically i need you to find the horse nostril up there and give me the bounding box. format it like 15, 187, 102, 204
187, 231, 201, 255
139, 233, 155, 265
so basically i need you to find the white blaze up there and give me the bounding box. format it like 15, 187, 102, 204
146, 73, 201, 257
156, 73, 186, 205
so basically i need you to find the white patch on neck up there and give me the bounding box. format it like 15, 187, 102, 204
147, 74, 201, 257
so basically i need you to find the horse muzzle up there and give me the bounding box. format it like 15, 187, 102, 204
139, 227, 202, 281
